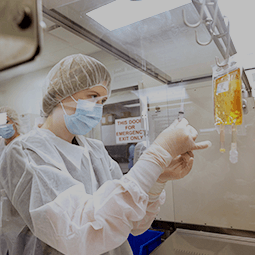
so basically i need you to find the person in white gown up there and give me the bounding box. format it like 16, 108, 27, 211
0, 54, 211, 255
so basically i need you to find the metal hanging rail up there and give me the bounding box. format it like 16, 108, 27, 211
202, 0, 236, 58
182, 0, 252, 93
183, 0, 237, 62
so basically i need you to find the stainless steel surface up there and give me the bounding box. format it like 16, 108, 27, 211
0, 0, 42, 71
151, 228, 255, 255
192, 0, 236, 59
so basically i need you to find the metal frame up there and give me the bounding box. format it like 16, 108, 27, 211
152, 220, 255, 240
192, 0, 237, 59
0, 0, 42, 71
150, 227, 255, 255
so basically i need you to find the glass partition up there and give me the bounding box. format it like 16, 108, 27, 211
148, 79, 255, 231
46, 0, 231, 82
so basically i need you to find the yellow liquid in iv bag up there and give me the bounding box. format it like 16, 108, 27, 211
214, 68, 242, 126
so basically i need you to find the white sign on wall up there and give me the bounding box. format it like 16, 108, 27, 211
115, 117, 144, 144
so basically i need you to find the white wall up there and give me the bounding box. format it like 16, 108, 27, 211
0, 67, 52, 115
0, 67, 52, 129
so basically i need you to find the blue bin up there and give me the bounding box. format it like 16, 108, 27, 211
128, 230, 164, 255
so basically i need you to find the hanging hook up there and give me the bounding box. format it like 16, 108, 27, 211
183, 0, 232, 67
182, 0, 206, 28
195, 31, 213, 46
208, 0, 219, 34
195, 18, 213, 46
194, 0, 219, 46
208, 0, 228, 39
215, 56, 227, 67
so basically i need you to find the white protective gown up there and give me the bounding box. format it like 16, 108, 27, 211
0, 138, 5, 157
0, 128, 165, 255
0, 138, 7, 255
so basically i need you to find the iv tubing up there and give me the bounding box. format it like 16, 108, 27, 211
220, 125, 225, 153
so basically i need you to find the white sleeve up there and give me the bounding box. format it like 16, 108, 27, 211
102, 144, 166, 236
131, 190, 166, 236
0, 141, 163, 255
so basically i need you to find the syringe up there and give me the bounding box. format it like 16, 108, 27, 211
220, 124, 225, 153
178, 88, 185, 121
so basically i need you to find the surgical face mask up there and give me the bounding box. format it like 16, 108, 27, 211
0, 124, 15, 139
60, 96, 103, 135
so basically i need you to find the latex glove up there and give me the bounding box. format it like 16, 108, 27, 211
155, 118, 211, 158
158, 151, 194, 183
148, 151, 194, 197
140, 118, 211, 169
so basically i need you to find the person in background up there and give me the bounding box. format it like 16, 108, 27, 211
0, 106, 21, 153
0, 106, 21, 255
134, 141, 147, 165
0, 54, 211, 255
127, 143, 136, 170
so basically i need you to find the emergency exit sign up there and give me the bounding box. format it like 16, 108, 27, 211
115, 117, 144, 144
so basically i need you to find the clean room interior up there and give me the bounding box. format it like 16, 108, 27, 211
1, 0, 255, 254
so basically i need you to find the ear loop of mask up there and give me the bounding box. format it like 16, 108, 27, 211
60, 96, 78, 116
70, 96, 78, 103
60, 101, 68, 115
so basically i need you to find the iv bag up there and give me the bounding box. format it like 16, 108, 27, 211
213, 60, 243, 126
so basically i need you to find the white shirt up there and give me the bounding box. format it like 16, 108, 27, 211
0, 128, 165, 255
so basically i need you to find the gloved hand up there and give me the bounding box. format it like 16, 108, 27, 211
157, 151, 194, 183
140, 118, 211, 169
148, 152, 194, 197
155, 118, 210, 158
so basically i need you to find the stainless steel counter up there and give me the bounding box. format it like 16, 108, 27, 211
150, 228, 255, 255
